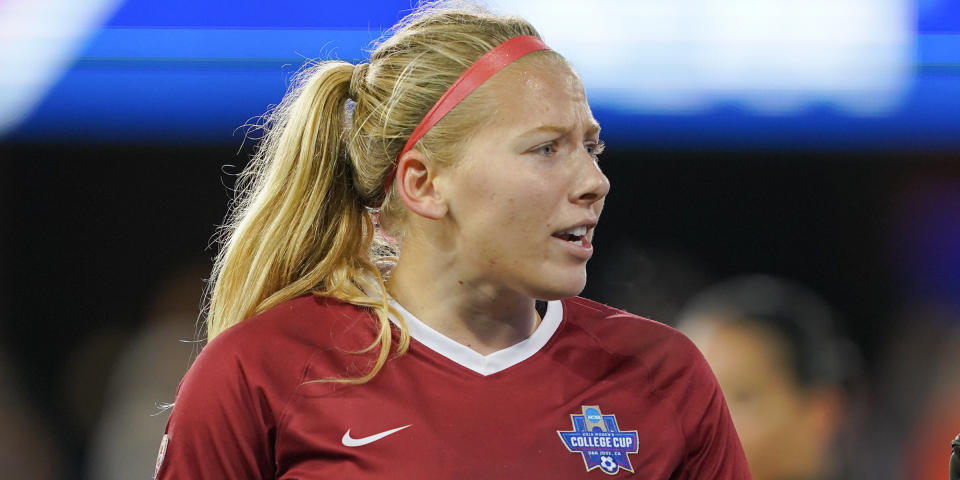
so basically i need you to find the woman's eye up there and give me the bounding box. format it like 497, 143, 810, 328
586, 140, 606, 157
535, 143, 557, 156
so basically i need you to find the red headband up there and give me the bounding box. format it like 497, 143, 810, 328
384, 35, 551, 191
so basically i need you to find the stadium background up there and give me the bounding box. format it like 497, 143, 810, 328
0, 0, 957, 478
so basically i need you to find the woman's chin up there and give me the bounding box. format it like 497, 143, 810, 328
528, 273, 587, 300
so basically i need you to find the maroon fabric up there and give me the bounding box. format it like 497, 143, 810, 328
157, 296, 750, 479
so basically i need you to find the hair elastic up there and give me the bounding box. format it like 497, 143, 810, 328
384, 35, 551, 191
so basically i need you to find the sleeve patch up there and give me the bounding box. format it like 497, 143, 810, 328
154, 434, 169, 479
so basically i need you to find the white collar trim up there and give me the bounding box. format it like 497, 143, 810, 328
387, 299, 563, 376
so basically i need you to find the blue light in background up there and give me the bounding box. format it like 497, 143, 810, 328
3, 0, 959, 149
104, 0, 411, 29
895, 181, 960, 313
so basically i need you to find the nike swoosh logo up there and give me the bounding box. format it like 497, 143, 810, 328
341, 425, 411, 447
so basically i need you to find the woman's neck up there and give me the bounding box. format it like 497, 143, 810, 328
386, 237, 540, 356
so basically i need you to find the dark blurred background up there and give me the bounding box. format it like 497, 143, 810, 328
1, 1, 958, 479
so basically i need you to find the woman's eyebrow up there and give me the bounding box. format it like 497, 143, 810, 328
517, 121, 601, 139
586, 121, 601, 137
518, 125, 569, 138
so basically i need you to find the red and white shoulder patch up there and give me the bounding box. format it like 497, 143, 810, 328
154, 434, 169, 479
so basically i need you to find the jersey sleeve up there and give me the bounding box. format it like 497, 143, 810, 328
563, 298, 752, 478
155, 326, 281, 479
671, 336, 752, 479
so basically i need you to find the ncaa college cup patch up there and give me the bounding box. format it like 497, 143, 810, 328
557, 405, 639, 475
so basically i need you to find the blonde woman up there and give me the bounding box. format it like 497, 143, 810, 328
156, 3, 749, 478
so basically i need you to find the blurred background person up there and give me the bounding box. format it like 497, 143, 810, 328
676, 275, 862, 480
0, 348, 62, 480
85, 262, 205, 479
887, 177, 960, 480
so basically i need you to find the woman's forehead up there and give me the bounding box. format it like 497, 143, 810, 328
480, 58, 596, 133
494, 53, 582, 96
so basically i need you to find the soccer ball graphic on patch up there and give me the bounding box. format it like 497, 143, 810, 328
600, 456, 617, 473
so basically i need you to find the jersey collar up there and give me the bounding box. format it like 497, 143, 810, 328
387, 299, 564, 376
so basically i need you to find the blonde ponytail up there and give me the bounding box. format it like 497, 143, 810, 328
207, 61, 403, 382
206, 2, 548, 383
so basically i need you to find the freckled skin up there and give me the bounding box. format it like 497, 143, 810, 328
386, 56, 610, 353
441, 59, 610, 301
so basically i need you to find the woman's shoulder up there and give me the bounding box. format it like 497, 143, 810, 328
182, 295, 377, 396
211, 294, 374, 354
560, 297, 732, 446
561, 296, 703, 366
162, 295, 377, 478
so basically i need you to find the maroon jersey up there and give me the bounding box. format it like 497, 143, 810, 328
156, 295, 749, 479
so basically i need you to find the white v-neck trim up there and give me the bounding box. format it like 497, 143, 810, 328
387, 299, 563, 376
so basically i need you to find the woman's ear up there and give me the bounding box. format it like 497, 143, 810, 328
394, 149, 448, 220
